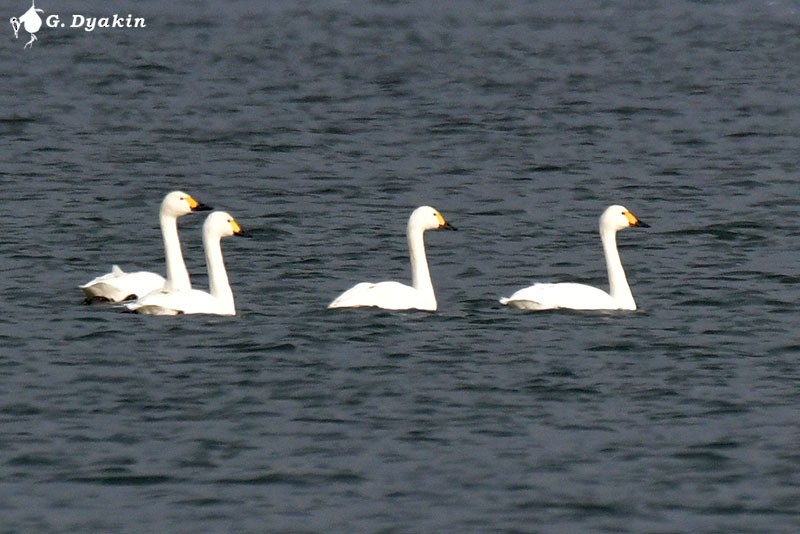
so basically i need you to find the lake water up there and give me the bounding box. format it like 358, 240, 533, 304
2, 0, 800, 532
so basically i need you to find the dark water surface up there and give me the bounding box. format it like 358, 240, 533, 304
3, 0, 800, 532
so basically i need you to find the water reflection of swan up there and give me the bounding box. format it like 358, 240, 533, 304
10, 0, 44, 49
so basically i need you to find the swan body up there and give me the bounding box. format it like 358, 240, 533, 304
126, 211, 250, 316
330, 281, 434, 311
329, 206, 456, 311
500, 282, 621, 311
80, 191, 211, 303
500, 205, 648, 311
80, 265, 166, 303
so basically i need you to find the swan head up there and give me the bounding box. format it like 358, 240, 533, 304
409, 206, 457, 232
600, 205, 649, 232
162, 190, 212, 217
204, 211, 252, 239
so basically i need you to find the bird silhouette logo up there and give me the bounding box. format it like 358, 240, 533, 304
10, 0, 44, 49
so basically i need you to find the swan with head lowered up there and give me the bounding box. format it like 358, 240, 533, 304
80, 191, 212, 303
500, 205, 649, 311
126, 211, 251, 316
328, 206, 456, 311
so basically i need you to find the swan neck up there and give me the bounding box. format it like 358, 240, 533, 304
161, 213, 190, 292
601, 226, 634, 307
204, 231, 234, 309
408, 224, 434, 300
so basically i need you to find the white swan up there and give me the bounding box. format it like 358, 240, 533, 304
500, 205, 649, 311
80, 191, 212, 303
328, 206, 456, 311
126, 211, 251, 316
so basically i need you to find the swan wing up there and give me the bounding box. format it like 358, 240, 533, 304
329, 281, 435, 311
500, 282, 619, 311
80, 266, 165, 302
80, 265, 124, 289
